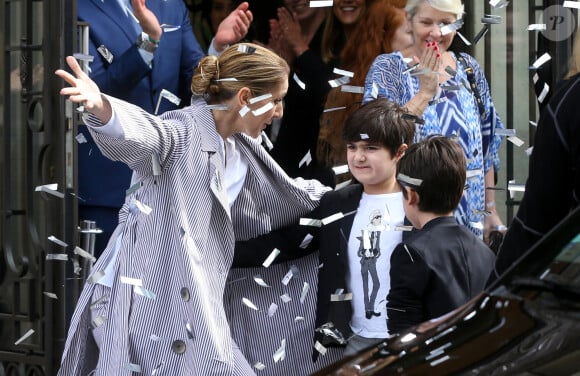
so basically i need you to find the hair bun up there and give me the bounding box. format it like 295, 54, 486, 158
191, 55, 220, 95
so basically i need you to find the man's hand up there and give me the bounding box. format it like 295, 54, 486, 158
131, 0, 162, 41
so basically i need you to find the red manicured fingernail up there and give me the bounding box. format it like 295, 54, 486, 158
434, 46, 439, 51
436, 53, 441, 58
427, 42, 431, 47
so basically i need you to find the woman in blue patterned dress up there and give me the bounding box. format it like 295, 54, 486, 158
362, 0, 504, 242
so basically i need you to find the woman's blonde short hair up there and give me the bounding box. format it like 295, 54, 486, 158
406, 0, 464, 20
190, 43, 290, 104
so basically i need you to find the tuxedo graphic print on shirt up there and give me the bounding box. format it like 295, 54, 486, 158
347, 192, 404, 339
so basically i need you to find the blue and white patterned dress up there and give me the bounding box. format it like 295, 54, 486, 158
362, 51, 504, 237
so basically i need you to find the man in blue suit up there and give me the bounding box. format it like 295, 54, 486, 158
77, 0, 252, 256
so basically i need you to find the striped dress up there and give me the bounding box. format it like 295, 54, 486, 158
58, 96, 333, 375
363, 51, 504, 237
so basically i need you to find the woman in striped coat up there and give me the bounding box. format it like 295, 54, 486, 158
55, 43, 330, 375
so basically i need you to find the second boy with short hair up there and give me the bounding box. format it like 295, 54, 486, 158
387, 136, 496, 335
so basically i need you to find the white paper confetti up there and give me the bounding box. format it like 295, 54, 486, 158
120, 276, 143, 287
35, 183, 64, 198
130, 199, 152, 215
253, 275, 271, 288
456, 31, 472, 46
341, 85, 364, 94
530, 53, 551, 69
293, 73, 306, 90
295, 316, 305, 322
299, 218, 322, 227
268, 303, 278, 317
75, 133, 88, 144
273, 339, 286, 363
242, 297, 259, 311
261, 131, 274, 150
314, 341, 328, 355
310, 0, 333, 7
249, 93, 273, 104
48, 235, 68, 247
371, 82, 379, 99
299, 234, 313, 249
262, 248, 281, 268
333, 68, 354, 78
91, 316, 106, 329
89, 270, 106, 284
254, 362, 266, 371
527, 23, 546, 31
280, 294, 292, 303
134, 285, 156, 300
328, 76, 350, 88
43, 292, 58, 299
321, 212, 344, 225
73, 246, 96, 263
323, 106, 347, 113
151, 153, 162, 176
45, 253, 68, 261
73, 53, 94, 62
495, 128, 517, 137
159, 89, 181, 106
14, 329, 35, 346
330, 292, 353, 301
525, 146, 533, 156
507, 136, 525, 147
300, 282, 310, 303
239, 105, 250, 117
124, 363, 142, 373
332, 164, 349, 175
537, 82, 550, 103
252, 102, 275, 116
564, 1, 580, 9
298, 150, 312, 168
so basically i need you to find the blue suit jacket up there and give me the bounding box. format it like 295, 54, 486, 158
78, 0, 204, 208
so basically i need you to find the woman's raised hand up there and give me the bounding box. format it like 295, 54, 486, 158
415, 41, 441, 98
55, 56, 112, 123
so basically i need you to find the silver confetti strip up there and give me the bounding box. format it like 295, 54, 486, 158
43, 292, 58, 300
124, 363, 142, 373
397, 173, 423, 187
48, 235, 68, 247
252, 102, 274, 116
73, 246, 96, 263
89, 270, 106, 284
262, 248, 281, 268
293, 73, 306, 90
332, 164, 349, 175
134, 285, 156, 300
328, 76, 351, 88
314, 341, 328, 355
151, 153, 162, 176
125, 182, 142, 197
46, 253, 68, 261
35, 183, 65, 199
315, 322, 347, 345
272, 339, 286, 363
299, 218, 322, 227
268, 303, 278, 317
298, 150, 312, 168
120, 276, 143, 287
249, 93, 272, 104
253, 362, 266, 371
321, 212, 344, 225
91, 315, 107, 329
242, 297, 259, 311
73, 53, 94, 62
14, 329, 35, 346
205, 104, 229, 110
299, 282, 310, 304
333, 67, 354, 78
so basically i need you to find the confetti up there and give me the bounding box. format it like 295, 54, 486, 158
293, 73, 306, 90
73, 246, 96, 263
332, 164, 349, 175
490, 0, 510, 8
299, 234, 313, 249
254, 362, 266, 371
321, 212, 344, 225
333, 68, 354, 78
124, 363, 142, 373
185, 321, 194, 339
395, 225, 414, 232
14, 329, 35, 346
281, 266, 297, 286
120, 276, 143, 287
43, 292, 58, 299
242, 297, 259, 311
397, 173, 423, 187
46, 253, 68, 261
134, 285, 156, 300
298, 150, 312, 168
89, 270, 106, 284
328, 76, 351, 88
35, 183, 64, 199
564, 1, 580, 9
530, 53, 551, 69
239, 105, 250, 117
371, 82, 379, 99
273, 339, 286, 363
125, 182, 142, 196
527, 23, 546, 31
252, 102, 274, 116
249, 93, 273, 104
91, 316, 106, 329
403, 63, 419, 74
48, 235, 68, 248
481, 15, 502, 24
315, 322, 347, 344
261, 131, 274, 150
300, 282, 310, 303
262, 248, 281, 268
314, 341, 328, 356
330, 292, 352, 301
299, 218, 322, 227
206, 104, 229, 111
215, 77, 238, 82
440, 18, 464, 35
507, 136, 525, 147
466, 169, 483, 178
409, 67, 432, 77
341, 85, 364, 94
268, 303, 278, 317
151, 153, 162, 176
495, 128, 517, 137
161, 23, 181, 32
537, 83, 550, 103
280, 294, 292, 303
238, 44, 256, 54
253, 274, 271, 288
310, 0, 333, 7
456, 31, 472, 46
73, 53, 94, 62
97, 45, 113, 64
129, 199, 152, 215
151, 362, 164, 375
75, 133, 87, 144
323, 106, 347, 113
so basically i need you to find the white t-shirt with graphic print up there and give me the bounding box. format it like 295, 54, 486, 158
347, 192, 404, 338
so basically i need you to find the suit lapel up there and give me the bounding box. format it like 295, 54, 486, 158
336, 185, 363, 260
89, 0, 140, 41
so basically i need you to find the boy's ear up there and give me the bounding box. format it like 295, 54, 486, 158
396, 144, 408, 159
407, 188, 420, 206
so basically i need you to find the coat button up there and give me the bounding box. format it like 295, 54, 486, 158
171, 340, 186, 354
180, 287, 190, 301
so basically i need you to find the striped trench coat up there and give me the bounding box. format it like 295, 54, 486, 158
58, 96, 330, 375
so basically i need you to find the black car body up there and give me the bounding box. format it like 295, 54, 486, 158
313, 207, 580, 375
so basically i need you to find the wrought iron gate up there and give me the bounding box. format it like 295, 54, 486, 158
1, 0, 78, 375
